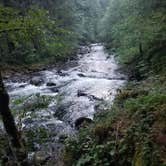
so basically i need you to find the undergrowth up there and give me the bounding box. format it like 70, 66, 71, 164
62, 74, 166, 166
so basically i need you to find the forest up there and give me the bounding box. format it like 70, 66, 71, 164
0, 0, 103, 67
0, 0, 165, 166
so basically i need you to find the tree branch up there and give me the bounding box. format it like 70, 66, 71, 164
0, 26, 42, 34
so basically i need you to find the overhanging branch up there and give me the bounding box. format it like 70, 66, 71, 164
0, 26, 42, 34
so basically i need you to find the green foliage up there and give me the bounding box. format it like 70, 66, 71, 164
0, 0, 108, 67
25, 126, 50, 151
63, 75, 166, 166
11, 94, 53, 114
0, 1, 78, 67
99, 0, 166, 76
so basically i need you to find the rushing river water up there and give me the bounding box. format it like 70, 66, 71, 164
4, 44, 126, 163
6, 44, 125, 124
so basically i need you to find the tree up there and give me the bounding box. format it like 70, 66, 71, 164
73, 0, 104, 43
98, 0, 166, 75
0, 1, 78, 66
0, 72, 27, 165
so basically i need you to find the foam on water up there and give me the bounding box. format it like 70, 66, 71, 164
6, 44, 126, 124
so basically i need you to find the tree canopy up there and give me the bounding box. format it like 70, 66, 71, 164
99, 0, 166, 77
0, 0, 106, 67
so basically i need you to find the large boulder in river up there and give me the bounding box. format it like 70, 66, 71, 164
75, 117, 93, 129
30, 77, 44, 86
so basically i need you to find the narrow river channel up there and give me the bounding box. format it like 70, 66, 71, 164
4, 43, 126, 163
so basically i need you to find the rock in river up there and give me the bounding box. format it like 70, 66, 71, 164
75, 117, 93, 129
77, 73, 86, 77
77, 90, 87, 97
46, 82, 56, 87
30, 77, 44, 86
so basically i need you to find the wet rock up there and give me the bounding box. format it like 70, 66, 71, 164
3, 75, 10, 79
60, 73, 68, 77
46, 82, 56, 87
19, 84, 27, 88
115, 76, 127, 80
50, 87, 59, 93
33, 151, 51, 165
78, 46, 91, 54
69, 55, 78, 61
23, 118, 35, 125
75, 117, 93, 129
106, 55, 110, 59
77, 73, 86, 77
30, 77, 44, 86
89, 95, 103, 101
57, 70, 68, 77
77, 90, 87, 97
54, 105, 67, 120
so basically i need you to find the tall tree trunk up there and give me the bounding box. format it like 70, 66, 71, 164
0, 72, 28, 165
139, 42, 143, 57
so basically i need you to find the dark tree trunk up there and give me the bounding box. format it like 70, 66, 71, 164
139, 42, 143, 57
0, 72, 28, 165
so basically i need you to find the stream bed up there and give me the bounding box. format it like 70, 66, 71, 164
4, 43, 126, 164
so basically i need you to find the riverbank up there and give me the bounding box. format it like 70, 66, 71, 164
1, 52, 77, 79
1, 46, 92, 81
62, 72, 166, 165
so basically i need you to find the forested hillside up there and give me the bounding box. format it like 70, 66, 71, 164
0, 0, 105, 68
99, 0, 166, 79
0, 1, 71, 66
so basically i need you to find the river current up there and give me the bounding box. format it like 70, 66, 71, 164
4, 44, 126, 163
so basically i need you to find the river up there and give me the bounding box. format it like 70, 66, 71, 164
4, 43, 126, 164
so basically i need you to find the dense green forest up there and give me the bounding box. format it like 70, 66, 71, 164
0, 0, 106, 68
0, 0, 165, 165
99, 0, 166, 78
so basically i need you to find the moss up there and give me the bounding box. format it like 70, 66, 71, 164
25, 127, 50, 151
11, 94, 53, 115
